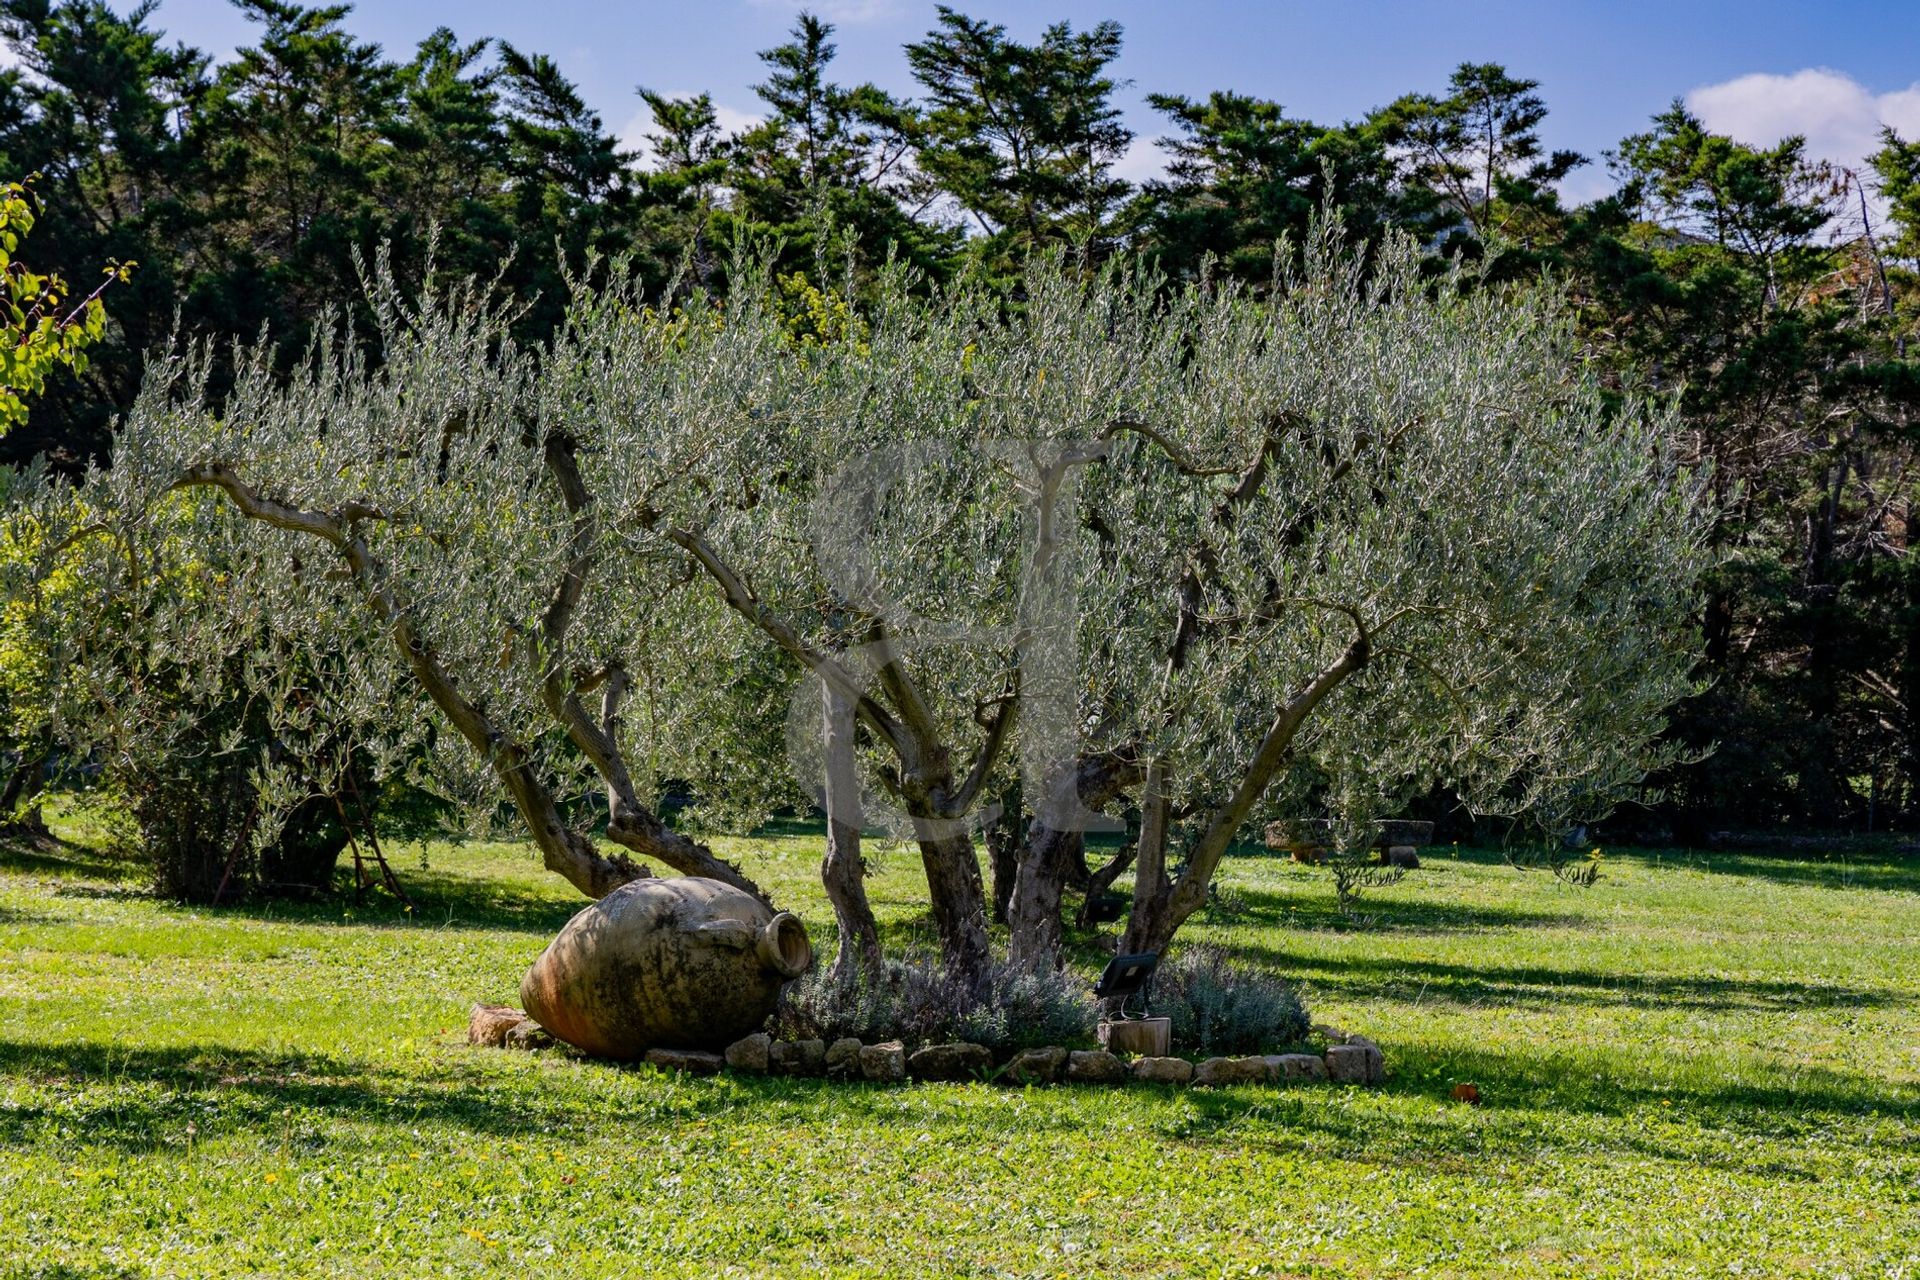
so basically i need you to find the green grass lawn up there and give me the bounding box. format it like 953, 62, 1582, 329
1, 806, 1916, 1278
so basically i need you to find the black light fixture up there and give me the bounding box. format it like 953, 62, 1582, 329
1094, 951, 1159, 1019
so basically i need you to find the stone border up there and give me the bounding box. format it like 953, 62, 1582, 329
468, 1004, 1385, 1087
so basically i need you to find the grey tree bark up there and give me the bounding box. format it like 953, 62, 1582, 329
984, 781, 1022, 924
1006, 751, 1140, 971
820, 684, 882, 980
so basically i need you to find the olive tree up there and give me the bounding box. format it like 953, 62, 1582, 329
81, 269, 786, 908
81, 222, 1708, 981
0, 466, 383, 895
1068, 231, 1708, 960
600, 225, 1710, 973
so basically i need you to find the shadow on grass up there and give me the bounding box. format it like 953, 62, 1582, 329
1149, 1035, 1919, 1187
199, 865, 590, 935
1233, 945, 1914, 1013
0, 904, 65, 925
0, 1038, 645, 1150
0, 833, 145, 885
1265, 839, 1920, 895
0, 1036, 976, 1152
1413, 841, 1920, 894
1194, 881, 1585, 935
1399, 1034, 1915, 1115
3, 1029, 1912, 1185
749, 815, 830, 839
1652, 848, 1920, 895
30, 861, 591, 936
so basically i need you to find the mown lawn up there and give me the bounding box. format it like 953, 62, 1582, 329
1, 806, 1915, 1278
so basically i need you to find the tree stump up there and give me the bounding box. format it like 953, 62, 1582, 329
1098, 1017, 1171, 1057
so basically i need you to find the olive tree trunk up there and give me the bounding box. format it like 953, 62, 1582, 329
909, 822, 992, 984
0, 746, 49, 830
1006, 822, 1080, 970
820, 685, 882, 980
1122, 641, 1367, 955
1005, 752, 1141, 971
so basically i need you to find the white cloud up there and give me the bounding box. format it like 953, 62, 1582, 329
746, 0, 902, 25
1111, 134, 1168, 187
1556, 164, 1616, 209
1687, 67, 1920, 182
618, 97, 765, 170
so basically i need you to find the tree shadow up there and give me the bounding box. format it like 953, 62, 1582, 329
0, 832, 145, 885
186, 868, 590, 935
31, 862, 590, 936
0, 1036, 1030, 1151
4, 1027, 1912, 1193
1154, 1036, 1917, 1185
1194, 881, 1585, 935
0, 1038, 638, 1150
1649, 848, 1920, 895
1364, 841, 1920, 895
1228, 945, 1913, 1013
750, 814, 829, 839
1385, 1034, 1919, 1116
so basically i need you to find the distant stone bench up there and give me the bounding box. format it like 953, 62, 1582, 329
1264, 819, 1435, 868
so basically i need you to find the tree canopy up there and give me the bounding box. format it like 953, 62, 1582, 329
3, 0, 1919, 878
19, 214, 1702, 974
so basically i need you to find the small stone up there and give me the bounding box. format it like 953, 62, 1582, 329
1131, 1056, 1194, 1085
769, 1038, 827, 1075
1265, 1053, 1330, 1083
1325, 1042, 1385, 1084
467, 1003, 524, 1049
1193, 1055, 1268, 1087
1003, 1045, 1067, 1085
724, 1032, 770, 1072
1384, 845, 1421, 869
1065, 1049, 1127, 1084
907, 1042, 993, 1082
643, 1048, 724, 1075
860, 1040, 906, 1082
504, 1020, 554, 1051
824, 1037, 863, 1076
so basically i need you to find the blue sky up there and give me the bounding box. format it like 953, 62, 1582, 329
128, 1, 1920, 200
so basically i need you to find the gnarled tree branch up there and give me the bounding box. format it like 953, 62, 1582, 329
174, 461, 647, 900
537, 438, 773, 902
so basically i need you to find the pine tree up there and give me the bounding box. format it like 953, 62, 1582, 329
1371, 62, 1584, 253
0, 0, 204, 465
1131, 91, 1396, 284
905, 7, 1132, 262
729, 14, 953, 279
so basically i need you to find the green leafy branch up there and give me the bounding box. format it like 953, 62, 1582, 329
0, 178, 135, 436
